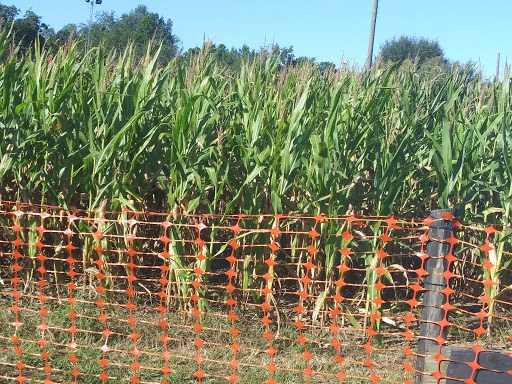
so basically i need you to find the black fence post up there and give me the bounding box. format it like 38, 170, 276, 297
415, 208, 456, 384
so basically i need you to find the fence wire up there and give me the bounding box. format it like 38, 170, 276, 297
0, 202, 511, 384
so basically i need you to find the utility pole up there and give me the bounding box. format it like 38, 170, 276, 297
86, 0, 103, 51
365, 0, 379, 70
496, 53, 500, 80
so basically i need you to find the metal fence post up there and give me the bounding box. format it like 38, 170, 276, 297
415, 208, 456, 384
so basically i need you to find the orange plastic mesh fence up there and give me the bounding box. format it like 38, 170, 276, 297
0, 202, 511, 384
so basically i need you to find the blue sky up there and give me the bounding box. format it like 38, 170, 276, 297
13, 0, 512, 78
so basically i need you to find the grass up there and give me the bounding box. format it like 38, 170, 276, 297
0, 285, 415, 384
0, 268, 510, 384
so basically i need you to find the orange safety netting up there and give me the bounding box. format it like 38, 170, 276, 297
0, 202, 510, 384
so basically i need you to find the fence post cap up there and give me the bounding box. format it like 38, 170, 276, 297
429, 208, 457, 220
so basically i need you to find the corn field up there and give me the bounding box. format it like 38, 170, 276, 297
1, 23, 512, 314
1, 28, 512, 220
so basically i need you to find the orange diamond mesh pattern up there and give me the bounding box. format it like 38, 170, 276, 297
0, 202, 511, 383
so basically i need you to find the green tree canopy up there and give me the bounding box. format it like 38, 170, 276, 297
46, 23, 78, 48
0, 3, 17, 24
88, 5, 180, 62
379, 36, 445, 66
0, 2, 51, 55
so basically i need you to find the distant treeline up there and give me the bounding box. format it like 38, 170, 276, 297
0, 2, 337, 72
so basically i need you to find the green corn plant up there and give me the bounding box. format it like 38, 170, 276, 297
484, 75, 512, 336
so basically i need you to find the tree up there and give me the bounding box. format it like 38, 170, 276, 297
180, 43, 260, 73
379, 36, 445, 66
416, 56, 450, 82
46, 23, 78, 50
0, 3, 18, 24
0, 3, 50, 57
180, 46, 201, 63
318, 61, 335, 75
211, 43, 238, 71
0, 2, 182, 62
90, 5, 180, 63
